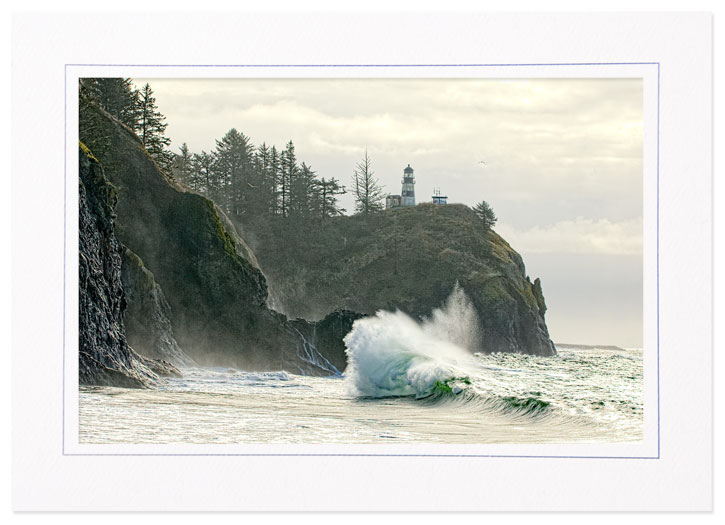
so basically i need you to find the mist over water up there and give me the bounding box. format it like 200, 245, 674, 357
79, 284, 644, 444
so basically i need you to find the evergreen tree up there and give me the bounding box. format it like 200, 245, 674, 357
173, 142, 194, 188
352, 149, 384, 215
79, 78, 138, 129
290, 162, 318, 219
214, 128, 254, 216
96, 78, 139, 128
192, 151, 216, 196
255, 143, 280, 216
473, 200, 498, 229
79, 77, 101, 101
316, 177, 346, 219
135, 83, 172, 172
279, 140, 297, 218
267, 145, 281, 215
78, 79, 113, 161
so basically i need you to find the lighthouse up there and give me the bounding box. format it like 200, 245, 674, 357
401, 164, 416, 206
384, 164, 419, 209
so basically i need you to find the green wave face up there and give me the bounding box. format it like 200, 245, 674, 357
428, 377, 472, 398
498, 396, 552, 416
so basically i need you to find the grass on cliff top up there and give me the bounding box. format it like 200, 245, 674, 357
255, 203, 518, 273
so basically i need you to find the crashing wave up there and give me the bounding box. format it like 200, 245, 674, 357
343, 283, 480, 399
342, 283, 558, 421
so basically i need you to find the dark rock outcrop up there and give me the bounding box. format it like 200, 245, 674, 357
290, 310, 364, 373
78, 145, 179, 387
243, 204, 556, 356
120, 247, 195, 368
532, 277, 547, 315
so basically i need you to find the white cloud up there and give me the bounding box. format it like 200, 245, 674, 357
496, 217, 643, 255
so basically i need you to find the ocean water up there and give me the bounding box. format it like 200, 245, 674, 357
79, 346, 642, 444
79, 287, 643, 445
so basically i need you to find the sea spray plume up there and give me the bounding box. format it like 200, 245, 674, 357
421, 282, 482, 353
344, 285, 480, 398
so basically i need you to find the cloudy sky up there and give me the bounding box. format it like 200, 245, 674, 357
134, 78, 643, 348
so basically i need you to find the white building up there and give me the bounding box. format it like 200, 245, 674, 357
385, 194, 402, 208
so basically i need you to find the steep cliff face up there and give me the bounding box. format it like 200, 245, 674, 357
244, 204, 556, 356
80, 106, 343, 375
78, 146, 178, 387
120, 247, 195, 368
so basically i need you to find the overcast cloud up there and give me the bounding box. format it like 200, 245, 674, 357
134, 78, 643, 347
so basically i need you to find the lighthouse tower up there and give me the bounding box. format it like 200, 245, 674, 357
401, 164, 416, 206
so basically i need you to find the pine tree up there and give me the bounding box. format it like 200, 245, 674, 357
279, 140, 297, 218
316, 177, 346, 219
174, 143, 194, 189
473, 200, 498, 229
96, 78, 139, 128
192, 151, 216, 196
79, 78, 138, 129
268, 145, 281, 215
214, 128, 254, 216
255, 143, 280, 216
290, 162, 318, 219
79, 79, 113, 161
135, 83, 172, 172
352, 149, 384, 215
